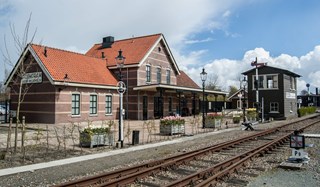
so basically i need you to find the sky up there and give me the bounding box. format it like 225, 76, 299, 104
0, 0, 320, 94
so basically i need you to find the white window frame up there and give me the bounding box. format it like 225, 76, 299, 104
105, 94, 113, 115
71, 92, 81, 116
89, 93, 98, 116
156, 67, 161, 84
270, 102, 279, 113
253, 74, 279, 90
146, 64, 151, 83
166, 69, 171, 84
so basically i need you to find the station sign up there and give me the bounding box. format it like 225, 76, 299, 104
21, 72, 42, 84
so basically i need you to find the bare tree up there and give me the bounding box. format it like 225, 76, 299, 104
228, 85, 238, 97
1, 13, 37, 152
205, 73, 221, 91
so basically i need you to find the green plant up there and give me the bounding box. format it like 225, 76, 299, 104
82, 127, 110, 136
298, 106, 317, 117
233, 116, 241, 124
246, 108, 257, 120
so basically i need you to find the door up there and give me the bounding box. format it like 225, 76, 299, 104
154, 97, 163, 119
143, 96, 148, 120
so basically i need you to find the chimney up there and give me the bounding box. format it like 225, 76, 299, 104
316, 87, 319, 95
102, 36, 114, 48
44, 47, 47, 57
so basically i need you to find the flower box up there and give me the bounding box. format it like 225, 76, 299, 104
160, 124, 185, 135
205, 113, 223, 128
205, 118, 222, 128
79, 127, 113, 148
160, 116, 185, 135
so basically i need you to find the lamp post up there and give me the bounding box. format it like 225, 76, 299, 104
200, 68, 207, 128
116, 49, 126, 148
242, 76, 247, 123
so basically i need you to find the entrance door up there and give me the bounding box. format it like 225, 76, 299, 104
143, 96, 148, 120
154, 97, 163, 119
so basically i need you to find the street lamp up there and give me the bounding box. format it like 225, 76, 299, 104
200, 68, 207, 128
242, 76, 247, 123
116, 49, 126, 148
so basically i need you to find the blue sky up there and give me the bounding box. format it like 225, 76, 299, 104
1, 0, 320, 93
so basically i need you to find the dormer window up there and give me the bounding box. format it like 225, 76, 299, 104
146, 65, 151, 83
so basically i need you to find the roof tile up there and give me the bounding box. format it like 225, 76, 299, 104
177, 71, 200, 89
31, 44, 118, 86
86, 34, 162, 66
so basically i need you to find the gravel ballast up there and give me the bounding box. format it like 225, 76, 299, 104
0, 115, 319, 187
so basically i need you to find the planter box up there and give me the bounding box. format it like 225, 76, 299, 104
160, 124, 185, 135
79, 132, 114, 148
205, 119, 222, 128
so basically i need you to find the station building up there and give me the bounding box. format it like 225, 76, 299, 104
5, 33, 227, 124
242, 65, 301, 120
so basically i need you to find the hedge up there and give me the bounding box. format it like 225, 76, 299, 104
297, 106, 317, 117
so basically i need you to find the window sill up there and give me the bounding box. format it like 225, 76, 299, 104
269, 111, 279, 114
89, 114, 98, 117
105, 114, 113, 116
252, 88, 279, 90
71, 115, 81, 118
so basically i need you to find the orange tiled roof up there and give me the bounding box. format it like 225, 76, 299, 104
86, 34, 162, 66
177, 71, 200, 89
31, 44, 118, 86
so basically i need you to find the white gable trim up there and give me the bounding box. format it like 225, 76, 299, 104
137, 34, 180, 75
4, 44, 54, 87
29, 46, 55, 85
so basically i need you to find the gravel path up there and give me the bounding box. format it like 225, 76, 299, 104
0, 115, 319, 187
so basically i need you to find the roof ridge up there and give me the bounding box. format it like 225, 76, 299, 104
31, 43, 104, 60
92, 33, 162, 45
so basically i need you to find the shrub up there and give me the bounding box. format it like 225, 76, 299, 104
298, 106, 317, 117
233, 116, 241, 124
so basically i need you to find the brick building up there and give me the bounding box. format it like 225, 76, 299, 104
5, 34, 227, 124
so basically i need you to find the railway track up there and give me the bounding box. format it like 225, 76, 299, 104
54, 115, 320, 187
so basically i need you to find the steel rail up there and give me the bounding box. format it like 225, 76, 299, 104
55, 128, 278, 187
164, 119, 320, 187
54, 116, 319, 187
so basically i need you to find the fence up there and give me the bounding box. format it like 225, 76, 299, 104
0, 115, 238, 165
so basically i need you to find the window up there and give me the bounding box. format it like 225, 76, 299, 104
253, 74, 278, 90
157, 67, 161, 83
266, 75, 278, 88
290, 77, 295, 90
90, 94, 97, 115
105, 95, 112, 115
270, 102, 279, 113
166, 69, 171, 84
146, 65, 151, 83
237, 100, 242, 109
71, 93, 80, 115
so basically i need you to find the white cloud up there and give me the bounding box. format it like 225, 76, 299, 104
1, 0, 319, 95
223, 10, 231, 18
0, 0, 244, 80
184, 37, 214, 44
183, 46, 320, 94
